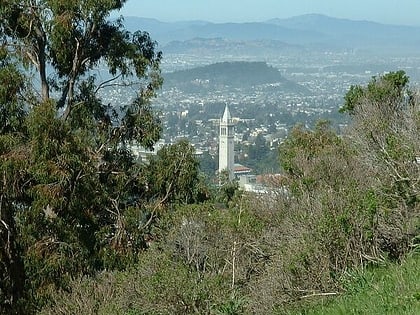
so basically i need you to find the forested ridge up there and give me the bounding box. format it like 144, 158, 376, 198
163, 61, 309, 94
0, 1, 419, 314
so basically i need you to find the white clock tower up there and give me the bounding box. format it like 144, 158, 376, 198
219, 104, 235, 180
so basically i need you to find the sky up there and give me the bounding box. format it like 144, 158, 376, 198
116, 0, 420, 26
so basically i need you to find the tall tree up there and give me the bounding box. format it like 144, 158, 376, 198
0, 1, 165, 313
0, 47, 28, 315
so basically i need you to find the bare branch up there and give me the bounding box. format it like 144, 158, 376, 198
94, 74, 123, 94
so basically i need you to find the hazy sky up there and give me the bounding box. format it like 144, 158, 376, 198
116, 0, 420, 26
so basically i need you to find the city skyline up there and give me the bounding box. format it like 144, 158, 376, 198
116, 0, 420, 26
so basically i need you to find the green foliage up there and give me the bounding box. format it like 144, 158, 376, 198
286, 254, 420, 315
340, 84, 364, 114
0, 1, 180, 313
121, 95, 162, 150
340, 70, 410, 115
199, 150, 217, 177
214, 296, 246, 315
344, 71, 419, 259
2, 4, 419, 312
279, 120, 343, 190
39, 202, 270, 314
249, 71, 419, 314
40, 250, 230, 315
0, 63, 26, 134
34, 67, 420, 314
146, 140, 207, 204
217, 170, 240, 207
237, 133, 280, 174
1, 0, 162, 110
279, 69, 419, 266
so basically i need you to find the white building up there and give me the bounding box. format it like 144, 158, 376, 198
218, 104, 235, 180
128, 140, 166, 162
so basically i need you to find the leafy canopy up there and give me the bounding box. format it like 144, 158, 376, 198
0, 1, 195, 313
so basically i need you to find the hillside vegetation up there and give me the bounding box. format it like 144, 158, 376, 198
0, 2, 419, 314
40, 71, 419, 314
288, 253, 420, 315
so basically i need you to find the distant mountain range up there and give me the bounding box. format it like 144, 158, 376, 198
163, 61, 310, 95
122, 14, 420, 54
163, 38, 304, 55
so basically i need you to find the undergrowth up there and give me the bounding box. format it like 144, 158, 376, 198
283, 253, 420, 315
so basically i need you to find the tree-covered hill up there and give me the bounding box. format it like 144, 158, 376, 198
164, 61, 310, 94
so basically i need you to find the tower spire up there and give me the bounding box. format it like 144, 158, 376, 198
222, 104, 232, 122
219, 104, 235, 180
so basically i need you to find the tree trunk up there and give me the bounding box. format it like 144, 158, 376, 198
0, 201, 26, 314
32, 17, 49, 102
38, 40, 49, 102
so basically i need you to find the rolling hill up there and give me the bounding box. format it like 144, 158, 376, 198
163, 61, 310, 94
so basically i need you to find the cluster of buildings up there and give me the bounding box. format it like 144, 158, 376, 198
128, 103, 272, 193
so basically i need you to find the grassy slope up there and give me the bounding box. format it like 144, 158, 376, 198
286, 253, 420, 315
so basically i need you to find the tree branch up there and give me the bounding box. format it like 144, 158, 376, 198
94, 74, 123, 94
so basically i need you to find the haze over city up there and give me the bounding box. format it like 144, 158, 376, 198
117, 0, 420, 26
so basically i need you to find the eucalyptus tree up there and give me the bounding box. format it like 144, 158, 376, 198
0, 46, 28, 315
0, 1, 167, 313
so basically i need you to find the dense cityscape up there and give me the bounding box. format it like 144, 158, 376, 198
100, 50, 420, 176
